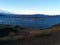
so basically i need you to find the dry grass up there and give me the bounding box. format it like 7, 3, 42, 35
0, 29, 58, 42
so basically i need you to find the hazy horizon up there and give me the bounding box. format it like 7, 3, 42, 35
0, 0, 60, 15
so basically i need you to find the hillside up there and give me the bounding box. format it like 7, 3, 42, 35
0, 23, 60, 45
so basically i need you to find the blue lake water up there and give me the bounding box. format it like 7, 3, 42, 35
0, 15, 60, 29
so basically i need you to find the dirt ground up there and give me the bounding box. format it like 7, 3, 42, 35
1, 30, 60, 45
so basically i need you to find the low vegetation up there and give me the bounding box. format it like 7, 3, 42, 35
0, 24, 60, 42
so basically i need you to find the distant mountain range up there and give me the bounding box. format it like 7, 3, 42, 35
0, 10, 60, 29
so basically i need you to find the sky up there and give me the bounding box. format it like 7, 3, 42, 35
0, 0, 60, 15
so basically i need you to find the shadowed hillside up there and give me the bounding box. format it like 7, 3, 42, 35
0, 23, 60, 40
0, 23, 60, 45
